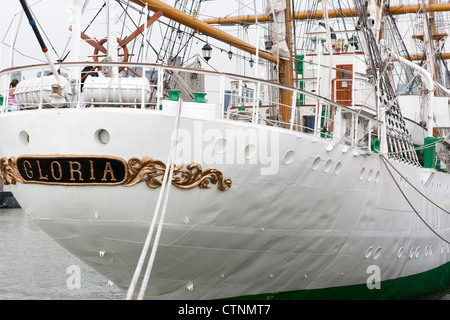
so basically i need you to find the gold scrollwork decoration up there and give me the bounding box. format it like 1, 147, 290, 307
123, 157, 168, 189
0, 157, 23, 185
0, 155, 232, 191
123, 156, 232, 191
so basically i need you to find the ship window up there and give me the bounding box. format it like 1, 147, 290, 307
303, 116, 315, 133
95, 128, 110, 145
19, 130, 30, 145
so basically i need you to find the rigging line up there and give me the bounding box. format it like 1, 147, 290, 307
119, 0, 132, 40
115, 0, 160, 60
136, 98, 183, 300
130, 3, 144, 60
1, 19, 14, 44
380, 154, 450, 216
61, 3, 107, 62
26, 4, 62, 62
2, 0, 43, 43
83, 3, 107, 34
171, 33, 195, 62
118, 0, 160, 58
387, 127, 449, 156
380, 155, 450, 245
126, 96, 182, 300
1, 43, 47, 64
125, 0, 276, 64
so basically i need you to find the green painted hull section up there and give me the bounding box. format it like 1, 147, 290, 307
224, 262, 450, 300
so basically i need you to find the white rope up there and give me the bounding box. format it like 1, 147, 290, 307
126, 98, 182, 300
137, 101, 182, 299
380, 155, 450, 244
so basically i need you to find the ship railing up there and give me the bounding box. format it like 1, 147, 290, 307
297, 76, 377, 115
0, 61, 381, 151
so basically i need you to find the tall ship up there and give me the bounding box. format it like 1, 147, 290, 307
1, 0, 450, 299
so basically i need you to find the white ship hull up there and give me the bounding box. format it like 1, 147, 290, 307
2, 0, 450, 300
1, 108, 450, 299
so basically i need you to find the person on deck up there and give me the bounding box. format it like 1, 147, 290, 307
9, 79, 19, 111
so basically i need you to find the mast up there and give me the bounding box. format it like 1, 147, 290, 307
106, 0, 118, 75
19, 0, 69, 101
129, 0, 278, 64
423, 0, 437, 81
279, 0, 294, 126
71, 0, 82, 79
203, 3, 450, 25
130, 0, 296, 124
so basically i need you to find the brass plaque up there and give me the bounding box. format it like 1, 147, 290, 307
16, 155, 127, 185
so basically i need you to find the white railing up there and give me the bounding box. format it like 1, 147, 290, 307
0, 61, 381, 151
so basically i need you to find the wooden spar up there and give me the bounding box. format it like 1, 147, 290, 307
279, 0, 294, 127
69, 25, 108, 54
128, 0, 278, 64
121, 11, 163, 48
129, 0, 295, 125
203, 3, 450, 25
403, 53, 450, 60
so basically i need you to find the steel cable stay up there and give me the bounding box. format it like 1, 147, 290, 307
380, 155, 450, 245
126, 98, 182, 300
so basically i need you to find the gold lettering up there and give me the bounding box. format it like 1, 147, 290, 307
36, 160, 48, 180
69, 161, 83, 181
89, 160, 95, 181
23, 160, 33, 179
50, 161, 62, 181
101, 162, 116, 182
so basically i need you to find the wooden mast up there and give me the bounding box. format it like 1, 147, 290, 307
279, 0, 294, 126
203, 3, 450, 25
129, 0, 278, 64
130, 0, 296, 124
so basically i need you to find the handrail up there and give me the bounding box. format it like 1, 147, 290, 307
0, 58, 383, 157
0, 61, 381, 124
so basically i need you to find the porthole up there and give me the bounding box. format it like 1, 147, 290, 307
373, 246, 382, 260
283, 150, 295, 165
334, 161, 342, 175
359, 167, 366, 180
367, 169, 374, 182
19, 130, 30, 145
397, 247, 404, 259
364, 246, 374, 259
95, 129, 110, 145
375, 171, 381, 183
312, 156, 321, 171
244, 143, 256, 160
214, 138, 228, 154
323, 159, 333, 173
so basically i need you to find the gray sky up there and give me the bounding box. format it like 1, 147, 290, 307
0, 0, 270, 97
0, 0, 266, 71
1, 0, 72, 69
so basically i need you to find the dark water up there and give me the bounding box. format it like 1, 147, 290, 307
0, 208, 449, 300
420, 286, 450, 300
0, 208, 124, 300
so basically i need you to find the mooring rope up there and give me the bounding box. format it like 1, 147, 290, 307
381, 155, 450, 215
380, 155, 450, 245
126, 99, 182, 300
137, 120, 181, 299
